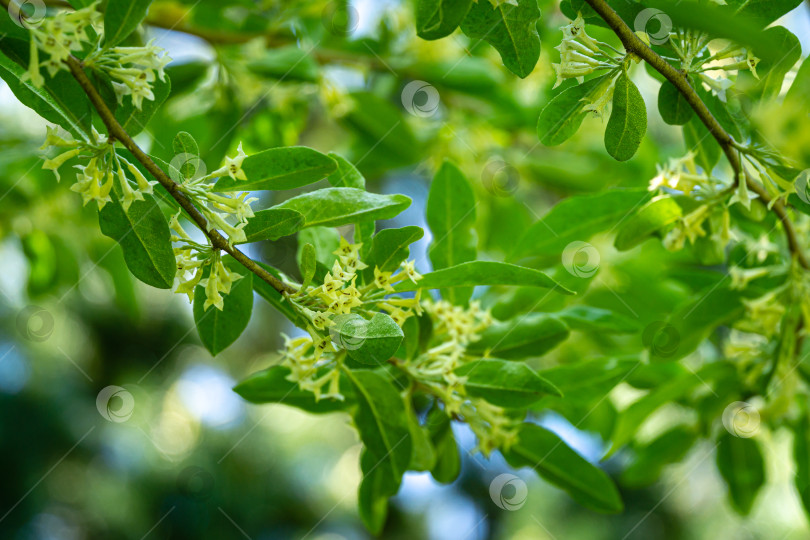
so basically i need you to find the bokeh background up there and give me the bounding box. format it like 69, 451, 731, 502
2, 0, 810, 538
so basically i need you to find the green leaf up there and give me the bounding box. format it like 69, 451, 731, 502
104, 0, 153, 48
504, 423, 624, 513
725, 0, 802, 27
347, 370, 413, 483
297, 226, 339, 282
332, 313, 404, 366
393, 261, 571, 294
657, 81, 693, 125
426, 161, 477, 305
241, 208, 305, 244
427, 406, 461, 484
358, 449, 399, 535
98, 192, 175, 289
540, 357, 640, 400
193, 258, 254, 356
299, 243, 317, 288
171, 131, 199, 180
114, 75, 170, 136
466, 313, 570, 359
234, 365, 351, 413
344, 92, 421, 169
794, 413, 810, 519
683, 115, 720, 173
556, 306, 640, 333
367, 226, 424, 273
511, 189, 651, 261
326, 153, 365, 189
277, 188, 411, 229
621, 425, 698, 487
537, 76, 605, 146
252, 262, 300, 325
605, 73, 647, 162
0, 53, 88, 138
456, 359, 561, 407
614, 196, 683, 251
416, 0, 473, 40
459, 0, 541, 78
214, 147, 337, 191
716, 432, 765, 516
406, 404, 437, 471
247, 46, 319, 83
755, 26, 802, 100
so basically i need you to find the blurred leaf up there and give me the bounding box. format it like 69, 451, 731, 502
716, 432, 765, 516
114, 74, 170, 136
556, 305, 640, 333
537, 76, 605, 146
426, 160, 477, 304
504, 423, 624, 513
466, 313, 570, 359
427, 405, 461, 484
247, 46, 319, 82
621, 426, 698, 487
614, 196, 683, 251
657, 81, 693, 126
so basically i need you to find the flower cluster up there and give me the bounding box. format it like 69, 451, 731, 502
41, 126, 157, 210
22, 2, 100, 88
22, 2, 170, 111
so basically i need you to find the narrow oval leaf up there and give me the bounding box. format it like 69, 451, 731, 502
234, 365, 351, 413
456, 359, 561, 407
104, 0, 153, 48
504, 423, 624, 513
716, 432, 765, 516
614, 196, 683, 251
358, 450, 399, 535
332, 313, 404, 366
98, 192, 176, 289
556, 306, 641, 333
276, 187, 411, 228
427, 406, 461, 484
416, 0, 473, 40
537, 76, 605, 146
215, 147, 337, 191
459, 0, 541, 78
247, 46, 320, 83
466, 313, 570, 359
240, 208, 305, 244
605, 73, 647, 161
683, 115, 720, 173
299, 243, 317, 288
794, 413, 810, 519
657, 81, 693, 125
193, 258, 254, 356
427, 161, 477, 305
253, 262, 301, 324
347, 370, 413, 482
393, 261, 572, 294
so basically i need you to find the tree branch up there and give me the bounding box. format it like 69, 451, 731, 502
64, 55, 297, 295
583, 0, 809, 270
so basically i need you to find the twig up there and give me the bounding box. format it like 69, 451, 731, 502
64, 55, 297, 295
583, 0, 809, 269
